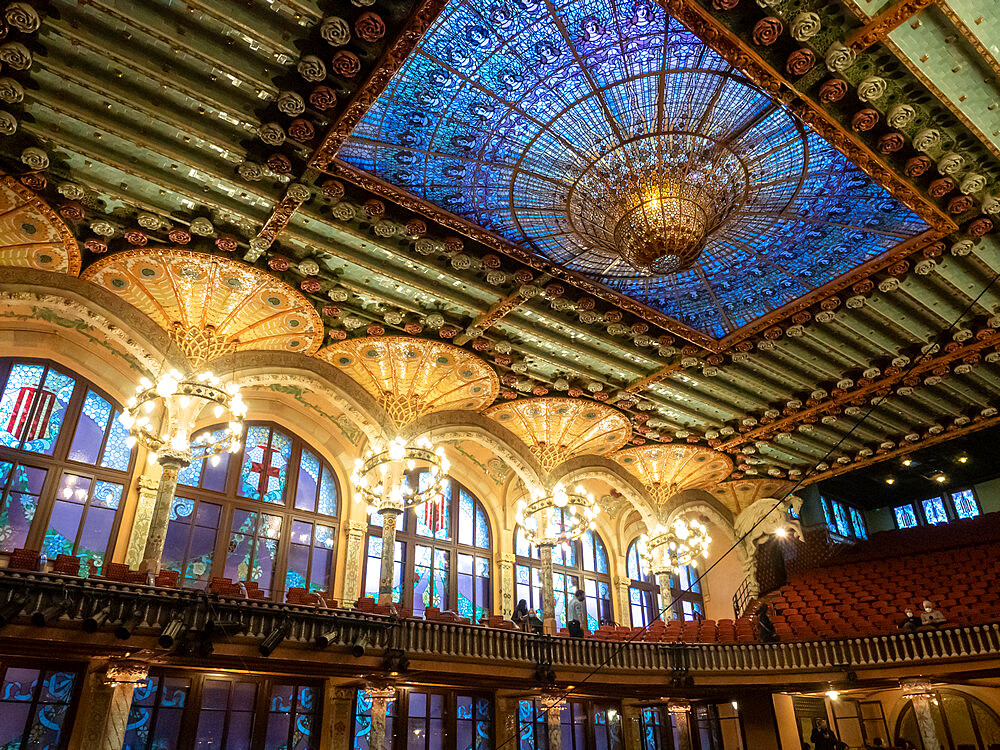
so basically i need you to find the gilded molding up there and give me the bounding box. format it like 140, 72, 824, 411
845, 0, 938, 50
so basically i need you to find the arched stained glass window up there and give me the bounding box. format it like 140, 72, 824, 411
362, 473, 491, 620
514, 528, 613, 630
162, 421, 340, 599
626, 539, 662, 628
0, 359, 136, 574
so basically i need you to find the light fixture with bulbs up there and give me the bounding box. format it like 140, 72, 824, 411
118, 369, 246, 464
825, 688, 840, 701
885, 477, 895, 485
639, 517, 711, 575
515, 484, 599, 547
351, 436, 449, 517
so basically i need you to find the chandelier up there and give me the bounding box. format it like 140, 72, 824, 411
351, 436, 449, 516
570, 135, 749, 274
118, 369, 246, 463
639, 517, 711, 575
515, 484, 599, 547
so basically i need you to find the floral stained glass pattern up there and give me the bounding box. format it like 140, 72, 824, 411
456, 695, 491, 750
894, 504, 918, 529
0, 363, 76, 455
265, 683, 316, 750
340, 0, 927, 338
286, 520, 335, 594
177, 428, 230, 490
951, 489, 980, 520
414, 544, 450, 616
0, 667, 78, 750
163, 497, 221, 589
122, 674, 189, 750
67, 389, 112, 465
849, 507, 868, 539
43, 473, 123, 574
239, 424, 292, 504
224, 510, 282, 594
922, 496, 949, 525
0, 461, 45, 552
294, 449, 339, 516
457, 552, 490, 622
364, 536, 405, 603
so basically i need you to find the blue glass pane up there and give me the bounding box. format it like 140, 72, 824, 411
0, 363, 43, 448
178, 427, 229, 488
68, 390, 112, 464
832, 501, 851, 537
0, 462, 45, 552
849, 507, 867, 539
475, 505, 489, 549
318, 466, 338, 516
295, 449, 321, 512
100, 409, 132, 471
240, 425, 291, 503
951, 490, 980, 519
894, 504, 918, 529
339, 0, 927, 339
459, 489, 474, 546
922, 497, 948, 525
0, 364, 75, 454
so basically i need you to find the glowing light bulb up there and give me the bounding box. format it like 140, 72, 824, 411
214, 405, 224, 418
210, 455, 221, 467
144, 401, 155, 414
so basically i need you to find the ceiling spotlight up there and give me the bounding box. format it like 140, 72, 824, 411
934, 474, 947, 483
957, 455, 969, 464
731, 701, 739, 711
825, 689, 840, 701
885, 477, 895, 485
902, 459, 912, 467
774, 527, 787, 538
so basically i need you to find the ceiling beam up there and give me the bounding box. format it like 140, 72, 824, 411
845, 0, 939, 51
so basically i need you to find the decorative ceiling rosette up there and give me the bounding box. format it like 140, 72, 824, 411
484, 397, 631, 472
316, 336, 499, 431
82, 249, 323, 364
0, 176, 80, 275
710, 477, 796, 514
614, 444, 733, 504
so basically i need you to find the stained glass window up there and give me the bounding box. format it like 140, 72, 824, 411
363, 472, 490, 617
162, 497, 221, 589
340, 0, 927, 339
353, 689, 396, 750
514, 525, 613, 629
849, 507, 868, 539
640, 707, 668, 750
0, 359, 135, 564
593, 704, 624, 749
894, 504, 918, 529
950, 489, 980, 520
164, 421, 341, 600
518, 699, 549, 750
122, 673, 189, 750
922, 497, 949, 525
195, 678, 257, 749
0, 666, 78, 749
265, 683, 316, 750
626, 539, 662, 628
456, 695, 491, 750
832, 501, 851, 537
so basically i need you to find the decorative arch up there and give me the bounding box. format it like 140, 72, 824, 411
662, 490, 737, 542
0, 177, 81, 275
548, 454, 658, 529
893, 688, 1000, 750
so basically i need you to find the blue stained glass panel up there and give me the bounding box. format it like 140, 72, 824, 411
294, 449, 321, 512
0, 461, 44, 552
416, 473, 451, 539
177, 427, 229, 488
353, 689, 395, 750
832, 501, 851, 537
0, 363, 43, 448
224, 510, 282, 594
68, 389, 112, 465
101, 409, 132, 471
922, 496, 949, 525
474, 505, 489, 549
894, 504, 918, 529
340, 0, 928, 339
951, 489, 980, 519
458, 488, 474, 546
0, 365, 76, 455
239, 425, 291, 504
849, 507, 868, 539
318, 466, 338, 516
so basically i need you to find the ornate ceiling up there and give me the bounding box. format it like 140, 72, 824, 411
339, 1, 928, 338
0, 0, 998, 489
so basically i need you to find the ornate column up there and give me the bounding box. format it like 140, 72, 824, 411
622, 703, 643, 750
499, 551, 515, 617
320, 682, 355, 750
366, 682, 397, 750
615, 578, 631, 626
377, 508, 402, 604
541, 693, 564, 750
494, 694, 519, 748
658, 573, 678, 621
668, 700, 693, 750
539, 543, 557, 633
341, 520, 368, 607
124, 474, 160, 569
69, 659, 148, 750
140, 450, 191, 575
902, 678, 941, 750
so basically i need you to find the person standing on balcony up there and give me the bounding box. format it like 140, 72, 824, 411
568, 589, 587, 637
810, 719, 839, 750
756, 602, 779, 643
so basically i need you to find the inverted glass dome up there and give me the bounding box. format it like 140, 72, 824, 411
340, 0, 927, 338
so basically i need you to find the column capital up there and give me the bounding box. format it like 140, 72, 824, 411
157, 448, 192, 468
500, 551, 516, 565
667, 699, 692, 714
900, 677, 934, 698
539, 692, 565, 711
365, 680, 397, 701
345, 519, 368, 534
99, 658, 149, 688
137, 474, 160, 493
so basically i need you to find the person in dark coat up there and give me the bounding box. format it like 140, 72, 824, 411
899, 608, 922, 631
756, 602, 779, 643
810, 719, 839, 750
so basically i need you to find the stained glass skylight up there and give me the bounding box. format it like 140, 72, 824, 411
340, 0, 929, 338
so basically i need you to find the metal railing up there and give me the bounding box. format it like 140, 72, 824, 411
732, 575, 754, 619
1, 571, 997, 677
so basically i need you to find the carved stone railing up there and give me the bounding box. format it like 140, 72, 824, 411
1, 571, 997, 677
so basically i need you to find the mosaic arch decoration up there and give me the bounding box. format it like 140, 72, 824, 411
711, 478, 795, 514
82, 249, 323, 363
339, 0, 929, 338
484, 397, 631, 472
0, 177, 80, 275
316, 336, 499, 430
614, 444, 732, 503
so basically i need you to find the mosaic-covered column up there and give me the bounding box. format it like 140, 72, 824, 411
140, 449, 191, 575
615, 578, 631, 626
69, 659, 148, 750
494, 694, 519, 748
124, 474, 159, 569
366, 683, 397, 750
340, 520, 368, 607
541, 693, 564, 750
902, 678, 941, 750
319, 682, 355, 750
377, 508, 402, 604
499, 551, 515, 617
658, 573, 678, 621
539, 543, 557, 633
668, 700, 693, 750
622, 703, 643, 750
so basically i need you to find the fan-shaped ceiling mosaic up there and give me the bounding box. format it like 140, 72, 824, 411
485, 397, 630, 471
340, 0, 929, 338
0, 177, 79, 275
83, 249, 323, 363
316, 336, 499, 429
711, 478, 796, 514
614, 444, 732, 502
